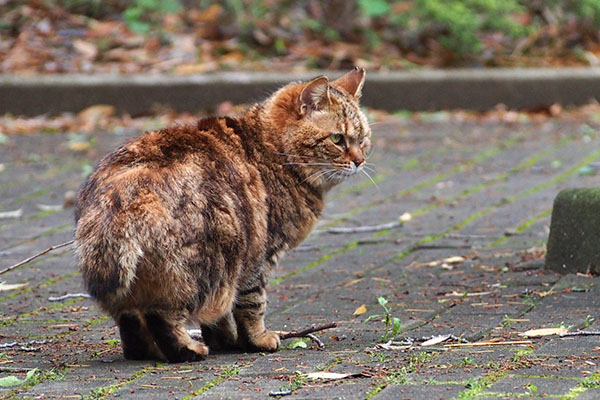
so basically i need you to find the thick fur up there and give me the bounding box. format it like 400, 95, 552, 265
74, 68, 372, 362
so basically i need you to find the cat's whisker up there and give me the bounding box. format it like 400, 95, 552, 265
300, 168, 331, 185
361, 169, 380, 192
362, 165, 377, 174
284, 162, 331, 167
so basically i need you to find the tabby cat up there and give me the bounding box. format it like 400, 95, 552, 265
74, 68, 372, 363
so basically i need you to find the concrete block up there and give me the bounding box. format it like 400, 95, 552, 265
545, 188, 600, 275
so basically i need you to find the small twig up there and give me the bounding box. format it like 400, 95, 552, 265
0, 340, 48, 352
306, 333, 325, 349
269, 390, 292, 397
560, 331, 600, 337
315, 221, 401, 235
0, 240, 74, 276
414, 244, 473, 250
48, 293, 91, 302
444, 340, 532, 348
0, 340, 48, 349
278, 322, 338, 340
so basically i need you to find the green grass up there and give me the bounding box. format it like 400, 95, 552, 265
365, 351, 440, 398
83, 365, 158, 400
181, 364, 244, 399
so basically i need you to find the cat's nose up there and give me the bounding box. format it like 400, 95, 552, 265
352, 154, 364, 167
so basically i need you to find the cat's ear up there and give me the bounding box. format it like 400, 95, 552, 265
332, 67, 365, 98
299, 76, 330, 116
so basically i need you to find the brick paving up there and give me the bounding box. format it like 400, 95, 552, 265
1, 115, 599, 399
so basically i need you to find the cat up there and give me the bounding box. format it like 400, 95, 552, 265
74, 67, 372, 363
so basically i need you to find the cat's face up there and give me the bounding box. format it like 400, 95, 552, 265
271, 68, 372, 190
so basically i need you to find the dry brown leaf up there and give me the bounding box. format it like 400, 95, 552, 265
443, 256, 466, 264
353, 304, 367, 316
518, 328, 568, 338
68, 141, 91, 152
473, 265, 497, 272
73, 39, 98, 59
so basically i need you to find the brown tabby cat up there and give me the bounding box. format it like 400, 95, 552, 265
74, 68, 372, 363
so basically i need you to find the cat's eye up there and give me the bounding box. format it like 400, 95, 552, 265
330, 133, 345, 146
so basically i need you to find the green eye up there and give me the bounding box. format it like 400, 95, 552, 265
330, 133, 343, 145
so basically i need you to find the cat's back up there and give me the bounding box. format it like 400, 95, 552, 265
76, 118, 259, 218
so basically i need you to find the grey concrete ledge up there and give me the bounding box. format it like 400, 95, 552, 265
3, 68, 600, 115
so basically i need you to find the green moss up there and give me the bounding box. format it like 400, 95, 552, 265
181, 364, 244, 399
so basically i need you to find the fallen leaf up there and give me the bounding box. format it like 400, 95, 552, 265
78, 105, 115, 131
518, 328, 568, 338
353, 304, 367, 316
375, 340, 410, 351
577, 165, 597, 176
73, 39, 98, 59
289, 339, 308, 349
0, 209, 23, 219
443, 256, 465, 264
473, 265, 497, 272
0, 369, 37, 387
0, 281, 28, 291
306, 372, 363, 380
68, 141, 92, 152
400, 212, 412, 222
343, 278, 363, 287
36, 204, 63, 212
420, 334, 451, 347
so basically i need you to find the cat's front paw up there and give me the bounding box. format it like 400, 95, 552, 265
249, 330, 280, 352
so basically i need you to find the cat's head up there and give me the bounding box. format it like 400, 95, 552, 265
267, 68, 372, 190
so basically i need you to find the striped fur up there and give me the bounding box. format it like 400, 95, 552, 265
74, 68, 372, 362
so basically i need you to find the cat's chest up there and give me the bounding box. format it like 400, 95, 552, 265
261, 168, 323, 253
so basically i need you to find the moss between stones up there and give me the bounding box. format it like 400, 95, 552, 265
545, 188, 600, 275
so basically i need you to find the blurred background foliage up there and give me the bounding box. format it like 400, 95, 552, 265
1, 0, 600, 73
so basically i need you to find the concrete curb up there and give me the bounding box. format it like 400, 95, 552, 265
3, 68, 600, 115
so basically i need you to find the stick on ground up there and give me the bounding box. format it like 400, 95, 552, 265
278, 322, 338, 340
0, 240, 74, 276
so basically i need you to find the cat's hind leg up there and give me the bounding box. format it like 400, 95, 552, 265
117, 311, 164, 361
233, 284, 280, 352
200, 311, 239, 351
144, 311, 208, 363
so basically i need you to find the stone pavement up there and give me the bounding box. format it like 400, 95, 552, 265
1, 114, 600, 399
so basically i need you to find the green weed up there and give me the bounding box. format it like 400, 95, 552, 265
365, 296, 402, 342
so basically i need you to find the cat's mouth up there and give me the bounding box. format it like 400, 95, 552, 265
328, 163, 362, 181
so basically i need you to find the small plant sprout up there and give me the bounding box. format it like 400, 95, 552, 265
365, 296, 402, 342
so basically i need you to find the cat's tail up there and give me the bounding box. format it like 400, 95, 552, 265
75, 218, 143, 303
